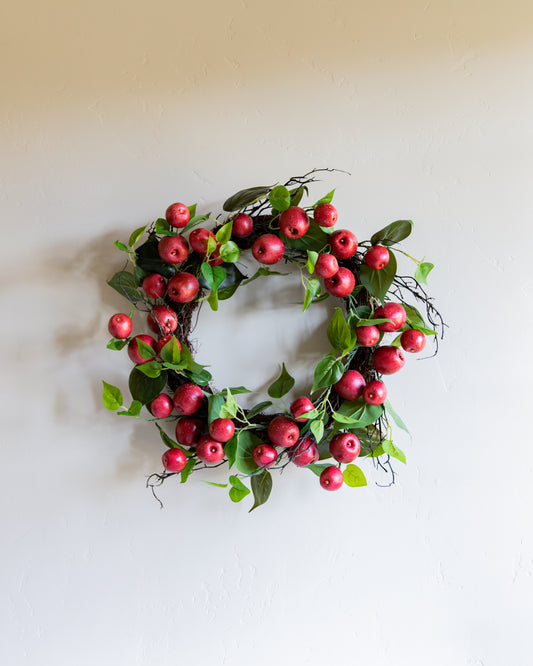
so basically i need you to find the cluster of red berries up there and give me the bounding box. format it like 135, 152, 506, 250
106, 198, 428, 494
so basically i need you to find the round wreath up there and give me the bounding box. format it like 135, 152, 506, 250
102, 169, 444, 510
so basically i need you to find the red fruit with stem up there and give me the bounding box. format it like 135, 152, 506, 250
167, 273, 199, 303
142, 273, 167, 299
314, 203, 338, 227
232, 213, 253, 238
155, 335, 181, 357
314, 253, 339, 279
290, 437, 319, 467
290, 397, 315, 422
401, 329, 426, 353
364, 245, 390, 270
334, 370, 366, 401
267, 415, 300, 448
162, 448, 187, 473
147, 305, 178, 335
356, 325, 380, 347
172, 383, 204, 415
362, 380, 387, 405
189, 228, 215, 254
373, 346, 405, 375
127, 334, 156, 364
108, 313, 132, 339
329, 433, 361, 463
157, 235, 189, 264
374, 302, 407, 332
150, 394, 173, 418
166, 202, 190, 228
252, 234, 285, 265
196, 436, 225, 464
209, 418, 235, 443
175, 417, 204, 446
252, 444, 277, 468
324, 267, 355, 298
320, 466, 344, 491
279, 206, 309, 239
329, 229, 358, 259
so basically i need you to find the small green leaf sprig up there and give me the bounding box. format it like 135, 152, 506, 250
102, 169, 445, 510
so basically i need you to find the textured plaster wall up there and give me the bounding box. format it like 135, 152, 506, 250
1, 1, 532, 665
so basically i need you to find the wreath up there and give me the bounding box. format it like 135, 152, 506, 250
102, 169, 444, 510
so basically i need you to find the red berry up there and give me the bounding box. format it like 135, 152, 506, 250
362, 380, 387, 405
150, 394, 173, 418
319, 466, 344, 491
314, 203, 338, 227
232, 213, 253, 238
162, 447, 187, 472
401, 329, 426, 353
356, 325, 380, 347
364, 245, 390, 270
166, 202, 190, 228
374, 303, 407, 332
252, 444, 277, 468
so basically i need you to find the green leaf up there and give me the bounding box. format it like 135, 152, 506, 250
133, 265, 148, 283
343, 464, 367, 487
106, 338, 129, 351
102, 381, 123, 410
156, 424, 192, 456
382, 439, 406, 464
219, 241, 240, 263
215, 221, 233, 245
160, 337, 181, 364
356, 318, 392, 327
114, 240, 129, 252
234, 431, 261, 474
200, 263, 226, 292
155, 218, 173, 235
246, 401, 273, 419
224, 435, 238, 470
403, 304, 437, 335
207, 289, 219, 311
249, 470, 273, 512
284, 220, 329, 252
303, 289, 313, 313
136, 338, 156, 360
223, 185, 272, 212
228, 386, 252, 395
334, 399, 383, 427
188, 203, 197, 218
307, 464, 330, 477
136, 361, 162, 378
312, 354, 344, 392
359, 249, 397, 304
306, 250, 319, 273
390, 333, 402, 348
128, 225, 147, 248
107, 271, 144, 302
370, 220, 413, 246
289, 185, 306, 207
307, 276, 321, 297
415, 261, 434, 284
313, 189, 335, 206
228, 475, 251, 503
243, 267, 288, 285
267, 363, 295, 399
182, 213, 209, 233
208, 394, 226, 423
327, 307, 352, 351
128, 367, 167, 404
117, 399, 143, 417
204, 481, 229, 488
384, 398, 411, 436
269, 185, 291, 212
180, 458, 195, 483
219, 388, 238, 419
310, 419, 324, 444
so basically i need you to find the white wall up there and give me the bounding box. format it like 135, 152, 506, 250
2, 1, 532, 664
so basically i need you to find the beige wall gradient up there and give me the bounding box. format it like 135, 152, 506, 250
1, 2, 532, 665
